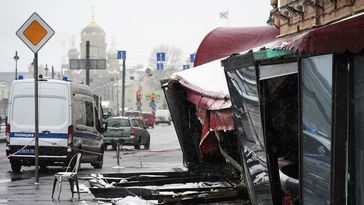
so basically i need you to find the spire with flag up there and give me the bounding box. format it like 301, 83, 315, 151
219, 11, 229, 26
219, 11, 229, 19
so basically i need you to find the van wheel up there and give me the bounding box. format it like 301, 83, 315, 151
112, 144, 117, 150
134, 143, 140, 150
92, 148, 104, 169
144, 142, 150, 150
10, 160, 21, 173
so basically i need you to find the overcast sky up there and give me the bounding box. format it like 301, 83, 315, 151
0, 0, 271, 72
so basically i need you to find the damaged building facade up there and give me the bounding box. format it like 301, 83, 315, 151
162, 0, 364, 204
89, 1, 364, 204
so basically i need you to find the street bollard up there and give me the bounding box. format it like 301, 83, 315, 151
116, 140, 120, 167
112, 138, 124, 169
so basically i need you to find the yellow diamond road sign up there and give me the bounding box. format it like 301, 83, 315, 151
16, 12, 54, 53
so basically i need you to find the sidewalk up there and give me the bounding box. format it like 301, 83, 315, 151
0, 173, 97, 205
0, 148, 183, 204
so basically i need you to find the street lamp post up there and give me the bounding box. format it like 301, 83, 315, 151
13, 51, 19, 80
44, 64, 49, 77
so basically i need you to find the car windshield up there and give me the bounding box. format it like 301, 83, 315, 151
107, 118, 130, 128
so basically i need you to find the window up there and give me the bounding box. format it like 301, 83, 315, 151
107, 118, 130, 128
13, 97, 67, 126
85, 102, 94, 127
301, 54, 333, 205
73, 101, 86, 125
353, 55, 364, 204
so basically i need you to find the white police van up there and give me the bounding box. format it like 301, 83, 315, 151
6, 77, 104, 172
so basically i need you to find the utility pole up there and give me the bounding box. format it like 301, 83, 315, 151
121, 58, 126, 115
86, 41, 90, 85
69, 41, 106, 84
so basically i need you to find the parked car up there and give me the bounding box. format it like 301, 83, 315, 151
142, 112, 156, 128
155, 109, 172, 125
6, 78, 104, 172
124, 111, 143, 120
103, 116, 150, 150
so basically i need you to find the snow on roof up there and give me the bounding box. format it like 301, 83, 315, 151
171, 60, 229, 96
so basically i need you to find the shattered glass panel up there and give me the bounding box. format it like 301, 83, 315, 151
301, 54, 333, 205
226, 66, 273, 205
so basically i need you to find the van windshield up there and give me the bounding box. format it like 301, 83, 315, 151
12, 97, 67, 126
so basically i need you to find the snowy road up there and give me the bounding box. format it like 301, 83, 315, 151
0, 124, 183, 204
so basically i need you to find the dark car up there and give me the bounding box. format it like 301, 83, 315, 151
142, 112, 156, 128
103, 117, 150, 150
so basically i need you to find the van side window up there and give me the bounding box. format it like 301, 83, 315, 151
73, 101, 86, 125
85, 102, 94, 127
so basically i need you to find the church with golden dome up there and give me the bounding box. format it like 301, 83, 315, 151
62, 10, 163, 115
64, 12, 123, 114
80, 17, 106, 60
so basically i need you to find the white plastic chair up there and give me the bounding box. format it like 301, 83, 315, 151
51, 153, 82, 200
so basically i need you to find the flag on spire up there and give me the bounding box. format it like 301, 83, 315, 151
219, 11, 229, 19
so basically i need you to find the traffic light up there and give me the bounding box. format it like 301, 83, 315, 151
151, 93, 156, 102
136, 89, 141, 102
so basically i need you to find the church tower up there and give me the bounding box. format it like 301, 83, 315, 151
80, 9, 106, 59
107, 37, 120, 71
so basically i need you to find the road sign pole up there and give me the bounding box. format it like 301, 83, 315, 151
121, 59, 126, 115
86, 41, 90, 85
16, 12, 55, 185
116, 78, 119, 116
34, 52, 39, 184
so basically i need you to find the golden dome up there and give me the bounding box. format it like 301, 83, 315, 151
81, 20, 105, 35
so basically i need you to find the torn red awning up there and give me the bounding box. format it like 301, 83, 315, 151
171, 61, 234, 131
171, 60, 235, 155
194, 26, 279, 66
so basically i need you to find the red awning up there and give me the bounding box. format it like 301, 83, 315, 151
172, 60, 231, 111
277, 13, 364, 54
171, 60, 234, 155
194, 26, 279, 66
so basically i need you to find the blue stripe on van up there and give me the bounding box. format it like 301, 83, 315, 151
10, 132, 67, 139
